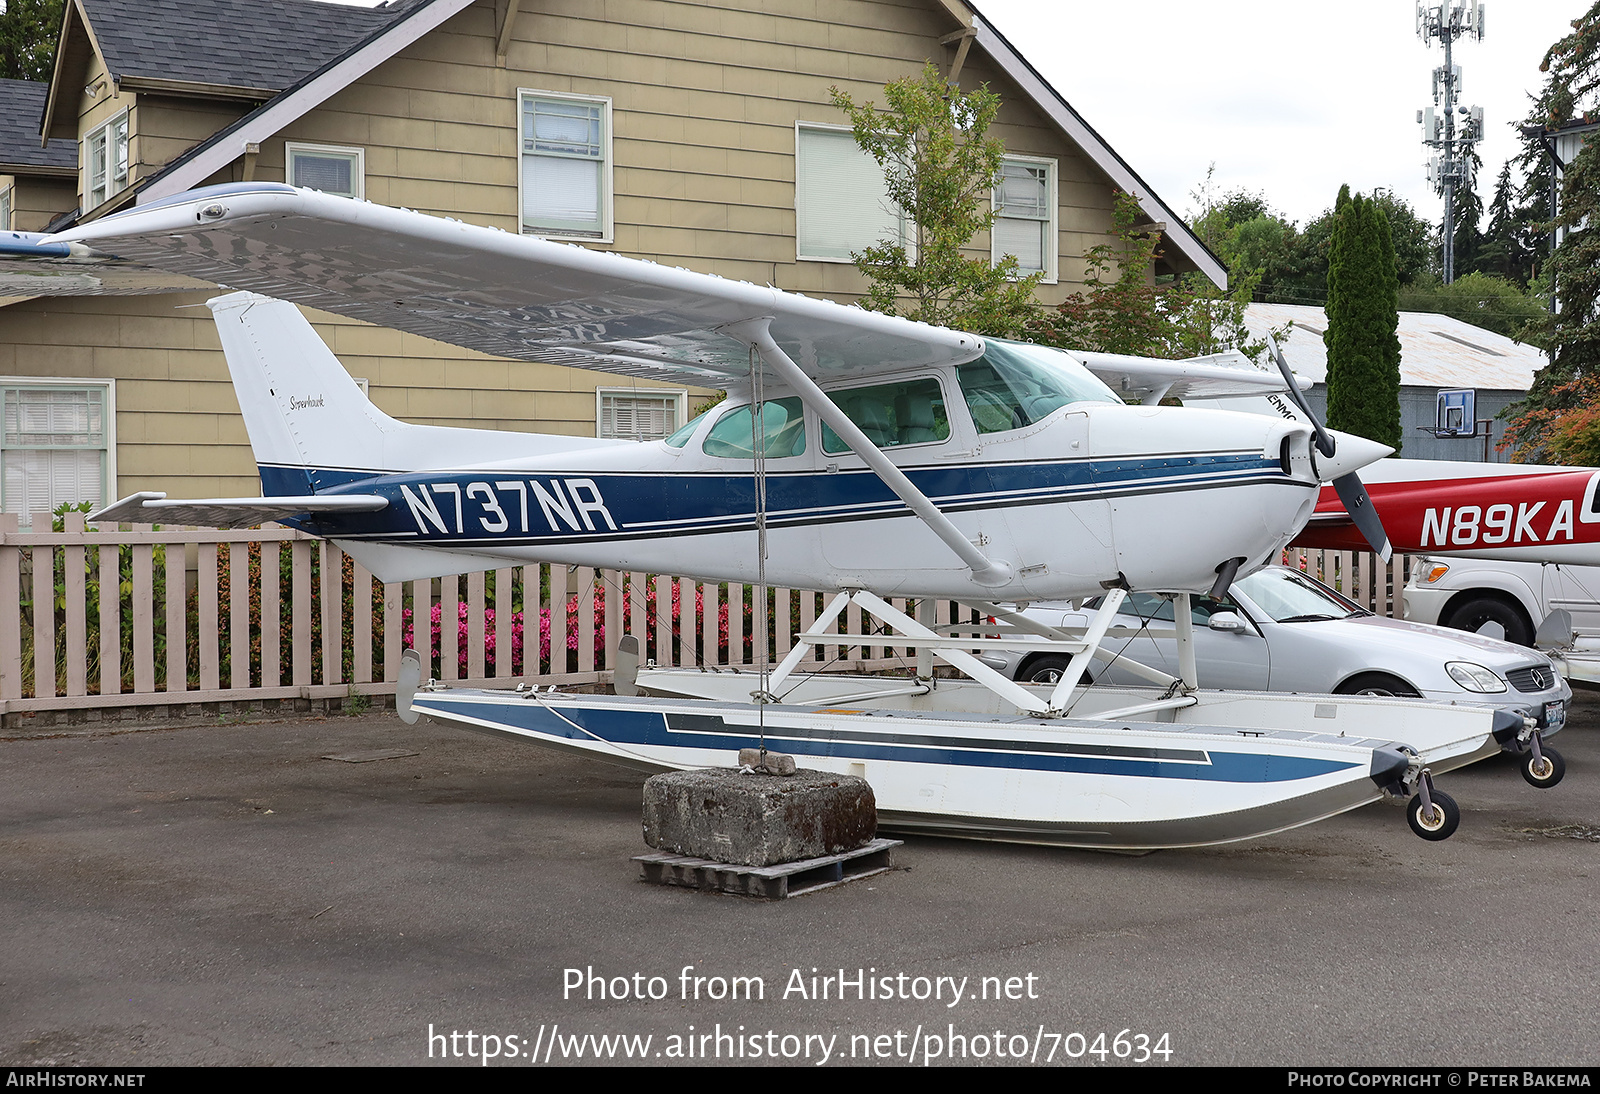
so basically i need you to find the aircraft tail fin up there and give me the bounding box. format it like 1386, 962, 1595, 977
208, 291, 403, 494
208, 291, 627, 496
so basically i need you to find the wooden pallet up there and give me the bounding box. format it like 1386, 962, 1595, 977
634, 838, 901, 899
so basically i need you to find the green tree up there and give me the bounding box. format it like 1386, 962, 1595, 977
1028, 192, 1170, 356
1397, 270, 1547, 342
830, 63, 1042, 336
1503, 2, 1600, 462
0, 0, 64, 82
1324, 189, 1402, 452
1029, 190, 1281, 363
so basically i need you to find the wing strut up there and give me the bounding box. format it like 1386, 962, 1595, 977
724, 318, 1015, 588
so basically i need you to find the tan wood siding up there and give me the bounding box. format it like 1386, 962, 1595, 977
1, 176, 77, 232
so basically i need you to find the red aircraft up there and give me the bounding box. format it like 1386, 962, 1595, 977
1297, 459, 1600, 565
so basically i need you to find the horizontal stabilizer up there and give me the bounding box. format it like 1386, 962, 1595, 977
91, 491, 387, 528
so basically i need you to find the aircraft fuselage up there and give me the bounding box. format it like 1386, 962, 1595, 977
295, 370, 1325, 600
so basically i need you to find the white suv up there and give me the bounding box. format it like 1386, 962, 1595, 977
1405, 556, 1600, 646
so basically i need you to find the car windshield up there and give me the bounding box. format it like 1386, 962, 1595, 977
1236, 568, 1367, 623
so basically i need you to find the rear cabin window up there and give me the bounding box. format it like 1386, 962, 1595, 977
701, 397, 807, 458
958, 339, 1121, 434
820, 378, 950, 454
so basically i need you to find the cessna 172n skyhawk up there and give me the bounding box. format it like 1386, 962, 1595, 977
21, 182, 1548, 850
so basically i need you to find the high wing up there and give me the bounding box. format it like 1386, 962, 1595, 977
47, 183, 980, 386
0, 230, 214, 298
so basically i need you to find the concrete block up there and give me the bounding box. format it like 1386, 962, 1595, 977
642, 768, 876, 867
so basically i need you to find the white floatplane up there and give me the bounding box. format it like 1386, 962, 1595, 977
38, 182, 1528, 849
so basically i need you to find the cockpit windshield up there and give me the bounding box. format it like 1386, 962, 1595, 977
957, 339, 1122, 434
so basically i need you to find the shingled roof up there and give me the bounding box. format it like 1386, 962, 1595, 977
0, 80, 76, 172
81, 0, 410, 93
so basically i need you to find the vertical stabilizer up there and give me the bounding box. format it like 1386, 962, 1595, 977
208, 290, 629, 496
208, 291, 402, 493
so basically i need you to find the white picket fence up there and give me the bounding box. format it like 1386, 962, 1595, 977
0, 512, 1406, 717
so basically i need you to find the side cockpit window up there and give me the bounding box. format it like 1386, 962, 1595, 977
820, 378, 950, 453
701, 397, 807, 458
663, 409, 709, 448
958, 339, 1121, 434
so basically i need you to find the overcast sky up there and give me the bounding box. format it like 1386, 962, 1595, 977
975, 0, 1580, 228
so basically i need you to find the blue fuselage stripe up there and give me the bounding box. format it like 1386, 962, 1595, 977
262, 453, 1301, 544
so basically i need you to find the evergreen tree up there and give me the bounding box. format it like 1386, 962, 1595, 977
0, 0, 64, 82
1503, 2, 1600, 462
1450, 146, 1485, 277
1250, 191, 1434, 307
1476, 162, 1536, 285
1324, 191, 1403, 453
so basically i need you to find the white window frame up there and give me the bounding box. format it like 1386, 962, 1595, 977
82, 109, 130, 212
595, 387, 687, 442
0, 184, 11, 231
794, 122, 912, 264
1, 378, 116, 527
518, 88, 613, 243
285, 141, 366, 200
991, 154, 1058, 284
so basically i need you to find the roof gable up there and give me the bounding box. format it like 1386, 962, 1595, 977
966, 3, 1224, 287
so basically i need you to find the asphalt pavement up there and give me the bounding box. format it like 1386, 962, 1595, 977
3, 692, 1597, 1067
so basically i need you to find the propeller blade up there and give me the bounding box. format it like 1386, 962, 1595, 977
1267, 334, 1335, 458
1332, 472, 1392, 563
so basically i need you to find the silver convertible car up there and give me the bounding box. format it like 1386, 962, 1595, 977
980, 566, 1571, 787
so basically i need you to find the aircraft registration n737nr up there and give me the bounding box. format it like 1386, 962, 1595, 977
33, 182, 1547, 850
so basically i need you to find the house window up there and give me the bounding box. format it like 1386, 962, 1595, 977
795, 124, 909, 262
1, 382, 113, 525
992, 156, 1057, 282
520, 90, 612, 240
286, 142, 365, 199
597, 388, 684, 442
84, 111, 129, 211
0, 185, 11, 231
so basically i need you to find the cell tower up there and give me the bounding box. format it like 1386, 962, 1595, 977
1417, 1, 1486, 283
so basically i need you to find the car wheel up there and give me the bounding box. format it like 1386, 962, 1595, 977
1022, 655, 1081, 685
1333, 673, 1422, 698
1442, 596, 1534, 647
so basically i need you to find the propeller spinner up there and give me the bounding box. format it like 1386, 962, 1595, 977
1268, 335, 1394, 563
